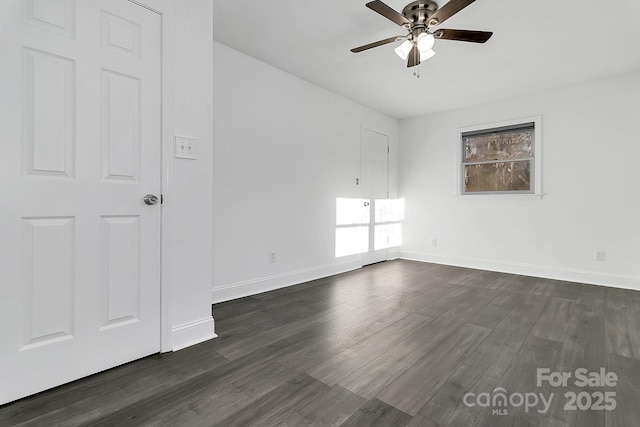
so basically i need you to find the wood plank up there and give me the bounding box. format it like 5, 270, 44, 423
540, 304, 606, 427
416, 285, 482, 317
297, 385, 367, 426
338, 317, 468, 400
505, 274, 541, 294
339, 398, 413, 427
277, 309, 410, 372
604, 288, 640, 358
466, 291, 521, 329
529, 279, 555, 297
575, 284, 605, 314
530, 297, 576, 342
549, 280, 581, 301
483, 273, 516, 292
406, 414, 441, 427
605, 353, 640, 427
375, 281, 462, 314
373, 323, 491, 415
438, 291, 498, 322
557, 304, 606, 372
143, 363, 297, 426
212, 373, 329, 427
214, 303, 356, 360
472, 336, 563, 427
418, 323, 530, 424
495, 292, 550, 335
539, 418, 572, 427
305, 312, 433, 386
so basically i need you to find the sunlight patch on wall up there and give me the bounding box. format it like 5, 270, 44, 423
374, 223, 402, 251
336, 197, 370, 225
375, 198, 405, 223
374, 198, 404, 250
335, 226, 369, 258
335, 197, 405, 258
335, 197, 369, 258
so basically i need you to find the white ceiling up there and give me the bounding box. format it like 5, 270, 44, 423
213, 0, 640, 119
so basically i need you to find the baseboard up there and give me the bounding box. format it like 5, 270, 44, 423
399, 251, 640, 291
171, 316, 217, 351
211, 259, 362, 304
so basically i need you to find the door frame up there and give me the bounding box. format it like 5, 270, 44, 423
129, 0, 174, 352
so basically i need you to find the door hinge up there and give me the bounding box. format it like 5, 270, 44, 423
160, 194, 164, 204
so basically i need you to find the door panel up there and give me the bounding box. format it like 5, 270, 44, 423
101, 70, 142, 181
100, 215, 141, 330
21, 217, 76, 350
24, 0, 76, 38
0, 0, 162, 405
23, 47, 76, 178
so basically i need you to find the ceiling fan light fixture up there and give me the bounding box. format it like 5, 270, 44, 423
419, 48, 436, 62
416, 32, 435, 52
394, 39, 413, 60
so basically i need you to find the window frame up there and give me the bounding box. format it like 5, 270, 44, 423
457, 116, 542, 198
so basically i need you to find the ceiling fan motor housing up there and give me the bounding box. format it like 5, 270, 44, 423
402, 1, 438, 25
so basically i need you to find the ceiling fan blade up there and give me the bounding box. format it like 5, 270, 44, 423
366, 0, 410, 27
428, 0, 477, 27
351, 36, 404, 53
434, 29, 493, 43
407, 44, 420, 67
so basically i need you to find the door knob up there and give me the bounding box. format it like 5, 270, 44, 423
143, 194, 159, 205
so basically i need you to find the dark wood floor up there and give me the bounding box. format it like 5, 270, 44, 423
2, 260, 640, 426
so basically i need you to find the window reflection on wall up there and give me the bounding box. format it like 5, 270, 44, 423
335, 226, 369, 258
374, 198, 404, 250
336, 197, 370, 226
335, 198, 369, 258
335, 197, 404, 257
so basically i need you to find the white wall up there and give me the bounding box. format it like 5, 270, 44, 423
399, 70, 640, 290
212, 41, 400, 302
168, 0, 215, 350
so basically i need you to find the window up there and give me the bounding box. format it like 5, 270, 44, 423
460, 119, 540, 195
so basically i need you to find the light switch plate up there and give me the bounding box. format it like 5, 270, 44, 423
175, 136, 197, 159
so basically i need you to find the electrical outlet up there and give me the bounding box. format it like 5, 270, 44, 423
431, 238, 437, 247
175, 136, 197, 159
269, 252, 276, 263
595, 250, 605, 261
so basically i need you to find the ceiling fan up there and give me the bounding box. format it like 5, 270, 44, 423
351, 0, 493, 68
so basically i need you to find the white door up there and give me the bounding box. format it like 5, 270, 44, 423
0, 0, 162, 404
361, 128, 389, 265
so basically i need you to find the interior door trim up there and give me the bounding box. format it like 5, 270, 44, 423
128, 0, 174, 352
360, 125, 391, 267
